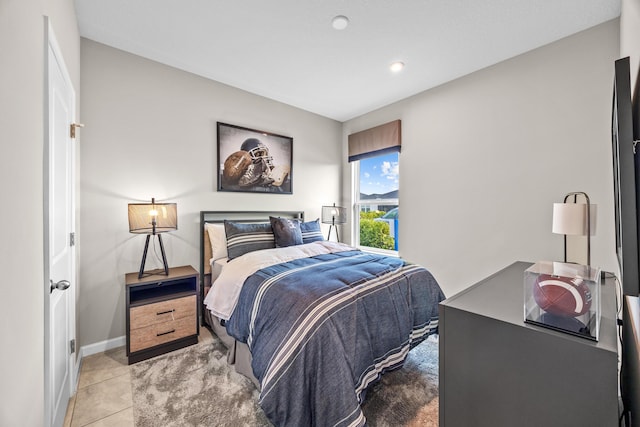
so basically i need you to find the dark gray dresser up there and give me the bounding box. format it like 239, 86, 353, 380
439, 261, 618, 427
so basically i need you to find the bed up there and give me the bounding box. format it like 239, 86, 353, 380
199, 210, 444, 426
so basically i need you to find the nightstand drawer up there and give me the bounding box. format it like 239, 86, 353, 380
129, 315, 196, 353
130, 295, 196, 330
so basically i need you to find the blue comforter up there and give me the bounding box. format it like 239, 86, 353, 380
226, 249, 444, 426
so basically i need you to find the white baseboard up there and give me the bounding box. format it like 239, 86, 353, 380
74, 336, 126, 389
78, 335, 126, 360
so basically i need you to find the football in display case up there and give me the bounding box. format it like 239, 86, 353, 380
524, 261, 601, 341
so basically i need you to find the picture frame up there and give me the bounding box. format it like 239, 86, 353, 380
217, 122, 293, 194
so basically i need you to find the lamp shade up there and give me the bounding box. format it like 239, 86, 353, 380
128, 199, 177, 234
322, 204, 347, 225
552, 203, 597, 236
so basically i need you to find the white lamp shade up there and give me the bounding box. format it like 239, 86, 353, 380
552, 203, 597, 236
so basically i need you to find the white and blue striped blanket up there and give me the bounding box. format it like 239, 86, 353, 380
226, 249, 444, 426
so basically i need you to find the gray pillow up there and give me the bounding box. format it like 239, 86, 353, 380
300, 219, 324, 243
270, 216, 303, 247
224, 221, 275, 260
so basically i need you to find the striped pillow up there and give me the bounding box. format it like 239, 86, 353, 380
300, 219, 324, 244
224, 221, 275, 260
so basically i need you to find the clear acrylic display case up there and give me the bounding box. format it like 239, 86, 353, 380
524, 261, 601, 341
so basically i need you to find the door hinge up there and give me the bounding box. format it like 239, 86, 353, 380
70, 232, 75, 247
70, 123, 84, 139
70, 339, 75, 354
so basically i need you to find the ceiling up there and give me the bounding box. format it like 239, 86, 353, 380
75, 0, 620, 122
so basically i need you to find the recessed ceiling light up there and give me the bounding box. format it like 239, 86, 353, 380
390, 61, 405, 72
332, 15, 349, 30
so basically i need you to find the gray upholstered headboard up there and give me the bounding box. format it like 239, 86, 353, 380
199, 210, 304, 323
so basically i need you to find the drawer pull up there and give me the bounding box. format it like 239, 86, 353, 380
157, 308, 175, 321
156, 329, 175, 337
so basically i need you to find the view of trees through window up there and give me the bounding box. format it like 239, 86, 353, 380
354, 152, 399, 251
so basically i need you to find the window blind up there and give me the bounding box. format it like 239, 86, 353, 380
348, 119, 401, 162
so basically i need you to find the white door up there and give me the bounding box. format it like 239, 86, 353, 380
44, 18, 77, 427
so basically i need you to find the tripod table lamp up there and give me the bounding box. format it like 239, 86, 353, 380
322, 203, 346, 242
128, 198, 177, 278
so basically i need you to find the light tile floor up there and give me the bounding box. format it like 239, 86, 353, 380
64, 328, 215, 427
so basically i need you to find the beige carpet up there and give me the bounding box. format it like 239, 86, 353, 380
131, 335, 439, 426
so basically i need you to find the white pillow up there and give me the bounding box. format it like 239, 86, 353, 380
205, 223, 228, 261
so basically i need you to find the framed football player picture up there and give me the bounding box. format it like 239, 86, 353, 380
217, 122, 293, 194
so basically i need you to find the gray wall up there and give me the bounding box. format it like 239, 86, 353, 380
343, 20, 620, 297
78, 39, 343, 347
621, 0, 640, 92
0, 0, 80, 426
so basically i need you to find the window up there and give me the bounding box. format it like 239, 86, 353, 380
348, 119, 401, 253
353, 152, 399, 253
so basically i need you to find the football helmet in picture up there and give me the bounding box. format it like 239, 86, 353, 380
241, 138, 274, 168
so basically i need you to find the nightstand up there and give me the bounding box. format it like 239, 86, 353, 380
439, 261, 618, 427
125, 265, 199, 364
